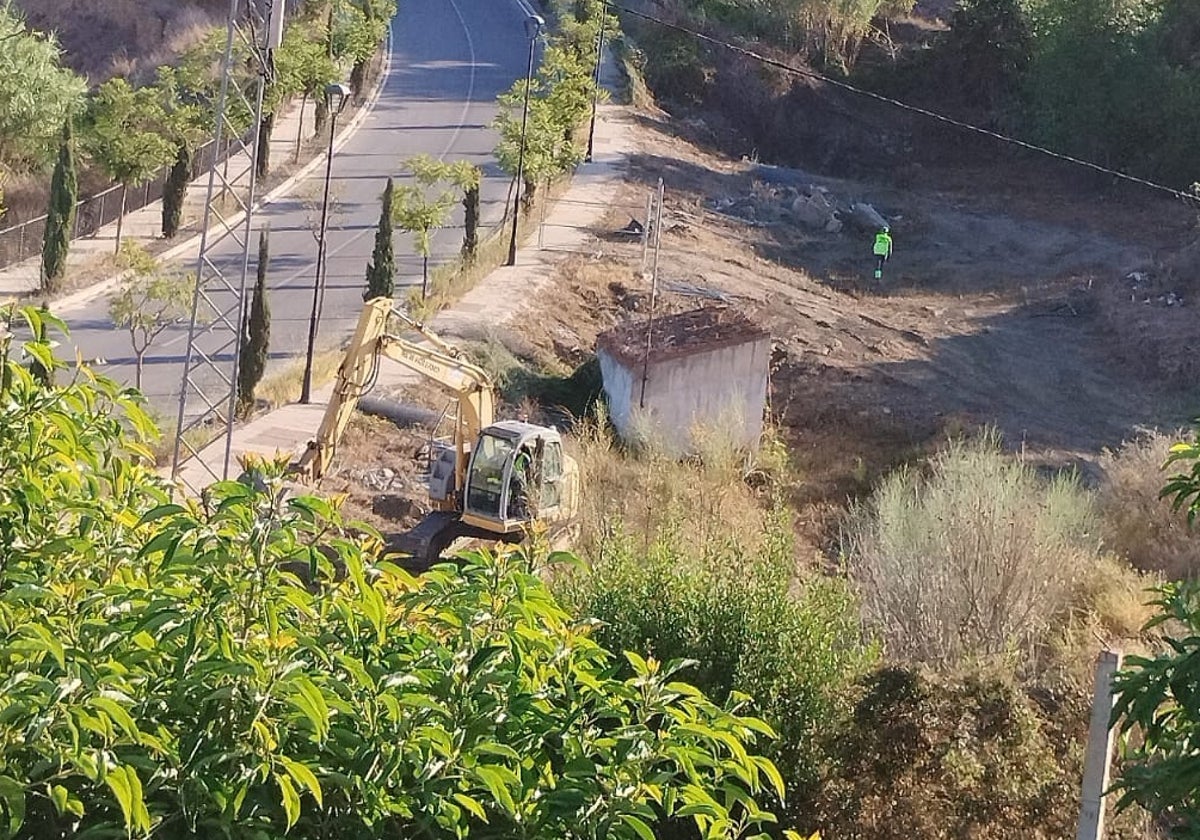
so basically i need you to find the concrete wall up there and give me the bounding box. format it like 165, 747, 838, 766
597, 348, 637, 436
598, 337, 771, 455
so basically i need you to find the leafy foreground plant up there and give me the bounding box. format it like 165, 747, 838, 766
555, 506, 876, 827
0, 304, 804, 839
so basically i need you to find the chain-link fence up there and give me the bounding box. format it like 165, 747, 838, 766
0, 137, 231, 271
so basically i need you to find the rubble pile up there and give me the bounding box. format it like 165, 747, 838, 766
1125, 271, 1185, 308
707, 180, 898, 236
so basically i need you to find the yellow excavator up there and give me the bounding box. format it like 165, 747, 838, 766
290, 297, 580, 565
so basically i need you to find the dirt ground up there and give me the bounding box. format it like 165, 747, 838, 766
326, 101, 1200, 554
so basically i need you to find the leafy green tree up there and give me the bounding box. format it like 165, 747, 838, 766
334, 0, 396, 98
364, 177, 396, 299
274, 21, 339, 163
0, 4, 86, 171
948, 0, 1032, 112
107, 242, 200, 392
40, 120, 77, 291
153, 67, 213, 239
393, 155, 456, 298
493, 42, 594, 211
238, 228, 271, 417
81, 78, 176, 253
0, 316, 807, 840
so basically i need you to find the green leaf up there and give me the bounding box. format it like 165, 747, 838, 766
276, 772, 301, 830
621, 814, 656, 840
0, 777, 25, 839
103, 766, 142, 833
49, 784, 68, 817
278, 756, 323, 808
473, 765, 516, 815
88, 696, 141, 742
452, 792, 489, 822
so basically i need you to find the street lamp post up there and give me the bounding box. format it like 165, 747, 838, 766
584, 2, 607, 163
300, 82, 351, 405
505, 14, 545, 268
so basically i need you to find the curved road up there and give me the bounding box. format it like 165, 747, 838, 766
54, 0, 537, 421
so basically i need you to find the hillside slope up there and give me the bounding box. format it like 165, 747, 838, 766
13, 0, 226, 83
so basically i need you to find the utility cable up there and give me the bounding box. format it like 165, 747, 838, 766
605, 0, 1198, 203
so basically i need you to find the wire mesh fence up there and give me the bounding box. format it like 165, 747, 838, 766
0, 137, 233, 271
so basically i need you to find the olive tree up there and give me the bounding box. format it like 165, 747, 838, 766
0, 4, 85, 172
153, 67, 212, 239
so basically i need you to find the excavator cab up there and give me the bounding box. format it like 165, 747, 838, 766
462, 421, 573, 532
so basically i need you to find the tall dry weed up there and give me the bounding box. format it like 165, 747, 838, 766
842, 429, 1102, 667
567, 406, 783, 558
1098, 429, 1200, 580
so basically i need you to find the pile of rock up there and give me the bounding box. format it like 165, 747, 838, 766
1126, 271, 1185, 308
707, 180, 894, 236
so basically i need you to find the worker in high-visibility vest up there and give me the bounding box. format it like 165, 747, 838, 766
873, 225, 892, 280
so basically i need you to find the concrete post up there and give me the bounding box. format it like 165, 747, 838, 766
1077, 648, 1123, 840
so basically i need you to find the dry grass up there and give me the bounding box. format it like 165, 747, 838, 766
1098, 428, 1200, 580
568, 405, 790, 560
15, 0, 224, 83
255, 347, 346, 410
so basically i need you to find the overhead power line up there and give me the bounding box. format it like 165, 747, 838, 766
606, 0, 1197, 203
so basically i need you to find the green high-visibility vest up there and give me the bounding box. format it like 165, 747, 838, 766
874, 232, 891, 256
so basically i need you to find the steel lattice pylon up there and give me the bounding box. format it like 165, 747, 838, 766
170, 0, 280, 493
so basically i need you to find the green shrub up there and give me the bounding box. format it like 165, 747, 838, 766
555, 505, 879, 821
842, 429, 1101, 667
0, 305, 800, 840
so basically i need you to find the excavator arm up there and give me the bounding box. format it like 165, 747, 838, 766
291, 297, 495, 484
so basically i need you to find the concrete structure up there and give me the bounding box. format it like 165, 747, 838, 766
595, 307, 771, 455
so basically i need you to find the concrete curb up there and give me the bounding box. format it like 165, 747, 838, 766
51, 25, 395, 315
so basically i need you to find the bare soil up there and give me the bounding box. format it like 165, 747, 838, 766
327, 102, 1198, 554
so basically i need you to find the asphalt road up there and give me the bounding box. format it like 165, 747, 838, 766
54, 0, 538, 422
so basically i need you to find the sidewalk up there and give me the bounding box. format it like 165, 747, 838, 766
0, 77, 380, 310
169, 73, 637, 493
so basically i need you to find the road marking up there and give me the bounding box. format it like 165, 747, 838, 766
438, 0, 478, 166
511, 0, 539, 19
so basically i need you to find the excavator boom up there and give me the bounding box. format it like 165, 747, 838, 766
291, 297, 494, 484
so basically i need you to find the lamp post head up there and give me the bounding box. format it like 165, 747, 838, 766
326, 82, 352, 115
524, 14, 545, 39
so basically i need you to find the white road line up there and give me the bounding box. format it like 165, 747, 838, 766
441, 0, 479, 165
511, 0, 539, 19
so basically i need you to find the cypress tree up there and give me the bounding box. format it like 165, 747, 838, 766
364, 177, 396, 300
256, 110, 274, 180
162, 143, 190, 239
237, 228, 271, 418
41, 120, 77, 291
462, 182, 480, 261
